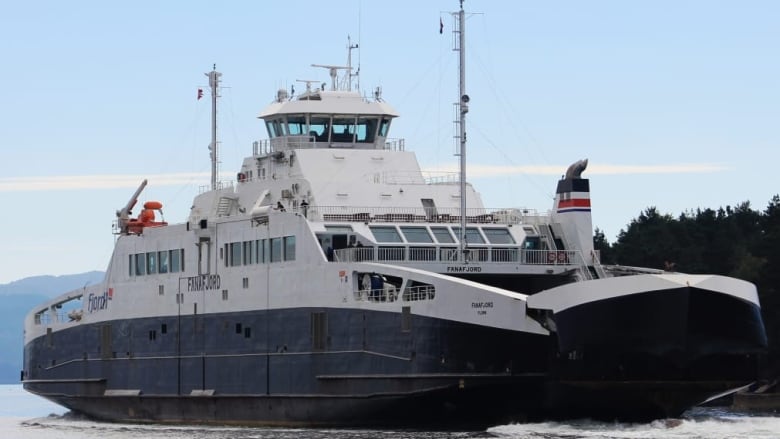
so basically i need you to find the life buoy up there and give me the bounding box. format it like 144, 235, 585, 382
143, 201, 163, 210
547, 251, 556, 264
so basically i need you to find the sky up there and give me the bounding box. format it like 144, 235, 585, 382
1, 1, 778, 284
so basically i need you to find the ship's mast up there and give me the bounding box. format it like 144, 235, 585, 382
455, 1, 469, 261
206, 66, 222, 191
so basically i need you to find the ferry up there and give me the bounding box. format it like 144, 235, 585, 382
22, 4, 767, 427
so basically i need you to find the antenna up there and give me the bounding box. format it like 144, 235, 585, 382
295, 79, 320, 93
347, 35, 359, 92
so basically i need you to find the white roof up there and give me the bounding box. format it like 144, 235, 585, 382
258, 91, 399, 119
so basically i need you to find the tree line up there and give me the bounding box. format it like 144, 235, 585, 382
593, 195, 780, 378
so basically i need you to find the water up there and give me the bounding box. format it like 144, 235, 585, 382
1, 384, 778, 438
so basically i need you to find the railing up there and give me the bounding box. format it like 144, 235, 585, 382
198, 180, 234, 194
307, 205, 543, 225
403, 284, 436, 301
335, 247, 579, 266
353, 284, 435, 303
251, 137, 407, 155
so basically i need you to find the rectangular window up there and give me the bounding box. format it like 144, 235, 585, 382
158, 251, 169, 273
270, 238, 282, 262
135, 253, 146, 276
161, 323, 167, 334
255, 240, 261, 264
452, 227, 486, 244
331, 117, 355, 143
379, 118, 390, 137
170, 249, 181, 273
230, 242, 242, 267
129, 255, 135, 277
324, 225, 353, 233
483, 228, 515, 244
284, 236, 296, 261
158, 285, 164, 295
147, 252, 157, 274
370, 226, 403, 242
400, 226, 433, 243
244, 241, 253, 265
180, 249, 184, 272
286, 115, 306, 135
224, 244, 229, 267
262, 239, 269, 263
222, 289, 229, 300
431, 227, 455, 243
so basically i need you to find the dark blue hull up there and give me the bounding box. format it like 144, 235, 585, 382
23, 287, 767, 426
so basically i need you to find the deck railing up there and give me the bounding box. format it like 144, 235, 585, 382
303, 205, 543, 225
335, 247, 579, 266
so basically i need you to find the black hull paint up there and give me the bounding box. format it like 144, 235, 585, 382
551, 287, 767, 383
23, 286, 767, 426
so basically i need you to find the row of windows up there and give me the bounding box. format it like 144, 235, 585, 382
129, 249, 185, 277
266, 114, 391, 144
369, 226, 515, 245
223, 236, 296, 267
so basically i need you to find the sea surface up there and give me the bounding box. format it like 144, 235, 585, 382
1, 384, 778, 438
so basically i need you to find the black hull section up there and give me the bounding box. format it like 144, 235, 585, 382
550, 287, 766, 384
23, 286, 767, 426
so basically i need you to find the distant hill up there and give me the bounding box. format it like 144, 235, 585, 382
0, 271, 104, 297
0, 271, 104, 384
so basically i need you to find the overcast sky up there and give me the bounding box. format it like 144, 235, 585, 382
1, 0, 778, 283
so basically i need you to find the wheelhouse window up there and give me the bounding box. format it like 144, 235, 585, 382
266, 119, 283, 138
400, 226, 433, 243
286, 115, 307, 135
378, 118, 391, 137
483, 228, 515, 244
370, 226, 403, 243
331, 117, 355, 143
355, 117, 378, 143
431, 227, 455, 243
310, 116, 330, 142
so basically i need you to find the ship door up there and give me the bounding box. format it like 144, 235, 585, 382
198, 237, 211, 274
332, 234, 348, 252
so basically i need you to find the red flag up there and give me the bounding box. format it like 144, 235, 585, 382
439, 17, 444, 34
197, 88, 203, 100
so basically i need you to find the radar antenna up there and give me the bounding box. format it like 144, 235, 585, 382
311, 64, 352, 91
